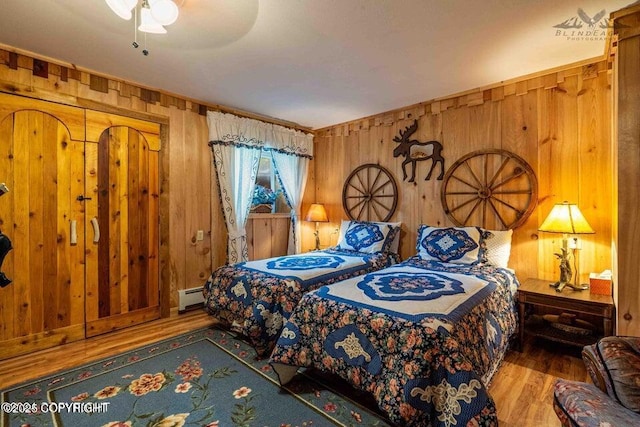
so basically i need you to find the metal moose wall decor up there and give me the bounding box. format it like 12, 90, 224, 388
392, 119, 445, 182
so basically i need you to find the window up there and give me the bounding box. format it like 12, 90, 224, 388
250, 151, 287, 214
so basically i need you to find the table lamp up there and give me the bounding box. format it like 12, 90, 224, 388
305, 203, 328, 251
538, 201, 594, 292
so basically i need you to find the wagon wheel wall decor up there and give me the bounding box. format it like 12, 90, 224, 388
342, 164, 398, 222
441, 149, 538, 230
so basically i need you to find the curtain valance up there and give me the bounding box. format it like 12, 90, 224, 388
207, 111, 313, 158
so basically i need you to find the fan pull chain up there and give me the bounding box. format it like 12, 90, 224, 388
132, 5, 139, 49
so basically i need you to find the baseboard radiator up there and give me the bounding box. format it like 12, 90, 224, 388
178, 286, 205, 313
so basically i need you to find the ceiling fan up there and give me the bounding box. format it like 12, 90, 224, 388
105, 0, 180, 54
106, 0, 180, 33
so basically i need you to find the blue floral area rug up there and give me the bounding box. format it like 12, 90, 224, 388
1, 327, 392, 426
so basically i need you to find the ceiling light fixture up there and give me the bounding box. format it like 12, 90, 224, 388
106, 0, 138, 20
105, 0, 180, 55
148, 0, 180, 25
139, 3, 167, 34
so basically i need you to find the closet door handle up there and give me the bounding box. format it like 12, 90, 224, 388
91, 217, 100, 243
70, 220, 77, 245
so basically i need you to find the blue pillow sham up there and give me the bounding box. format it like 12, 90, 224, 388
416, 225, 482, 264
337, 220, 400, 254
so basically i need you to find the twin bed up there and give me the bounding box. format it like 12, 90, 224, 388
204, 221, 519, 426
203, 220, 401, 356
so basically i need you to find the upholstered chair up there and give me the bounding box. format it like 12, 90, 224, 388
553, 336, 640, 427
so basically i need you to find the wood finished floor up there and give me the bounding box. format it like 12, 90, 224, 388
0, 310, 587, 426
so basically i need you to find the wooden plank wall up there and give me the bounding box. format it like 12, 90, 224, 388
0, 46, 308, 311
612, 4, 640, 335
0, 45, 613, 309
308, 61, 612, 285
246, 214, 291, 260
0, 48, 225, 311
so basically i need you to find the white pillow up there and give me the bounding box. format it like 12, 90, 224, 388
481, 228, 513, 268
416, 225, 482, 264
336, 220, 401, 254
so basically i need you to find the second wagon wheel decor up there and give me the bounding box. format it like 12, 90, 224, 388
441, 149, 538, 230
342, 164, 398, 222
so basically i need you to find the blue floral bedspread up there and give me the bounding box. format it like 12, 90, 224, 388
270, 256, 519, 426
203, 248, 399, 357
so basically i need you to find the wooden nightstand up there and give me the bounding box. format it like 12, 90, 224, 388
517, 278, 615, 350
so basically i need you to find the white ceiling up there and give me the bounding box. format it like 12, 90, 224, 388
0, 0, 634, 129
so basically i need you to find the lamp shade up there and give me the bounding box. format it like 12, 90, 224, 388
539, 201, 594, 234
105, 0, 138, 20
305, 204, 328, 222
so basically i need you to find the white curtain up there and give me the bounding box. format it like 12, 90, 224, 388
271, 124, 313, 254
208, 112, 314, 263
211, 144, 261, 263
208, 112, 268, 264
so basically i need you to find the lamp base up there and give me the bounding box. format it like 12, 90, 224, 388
549, 281, 589, 292
313, 229, 321, 251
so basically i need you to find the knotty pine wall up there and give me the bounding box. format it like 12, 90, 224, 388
306, 60, 612, 285
0, 46, 309, 314
0, 46, 613, 309
0, 47, 245, 312
612, 4, 640, 335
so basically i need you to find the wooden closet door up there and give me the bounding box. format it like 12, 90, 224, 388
0, 96, 86, 360
85, 112, 161, 337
